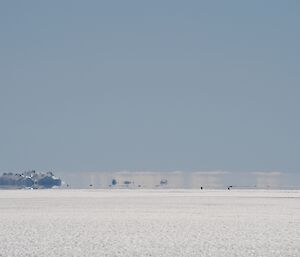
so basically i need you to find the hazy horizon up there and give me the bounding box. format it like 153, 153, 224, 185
1, 1, 300, 180
54, 169, 300, 189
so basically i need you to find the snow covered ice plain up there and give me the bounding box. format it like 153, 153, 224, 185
0, 190, 300, 257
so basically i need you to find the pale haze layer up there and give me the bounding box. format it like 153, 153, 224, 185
0, 1, 299, 179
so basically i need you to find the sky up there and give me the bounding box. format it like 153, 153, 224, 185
0, 0, 299, 176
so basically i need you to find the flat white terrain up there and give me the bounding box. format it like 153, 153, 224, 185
0, 189, 299, 257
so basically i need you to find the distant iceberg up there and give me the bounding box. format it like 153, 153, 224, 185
0, 170, 62, 189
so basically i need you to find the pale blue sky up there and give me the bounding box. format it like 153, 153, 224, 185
0, 0, 299, 174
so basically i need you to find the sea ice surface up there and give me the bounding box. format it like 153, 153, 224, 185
0, 189, 299, 257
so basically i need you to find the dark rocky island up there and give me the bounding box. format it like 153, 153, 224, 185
0, 170, 62, 189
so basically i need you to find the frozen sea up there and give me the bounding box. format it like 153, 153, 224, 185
0, 190, 300, 257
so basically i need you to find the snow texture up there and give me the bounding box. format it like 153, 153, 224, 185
0, 189, 300, 257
